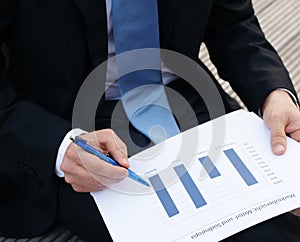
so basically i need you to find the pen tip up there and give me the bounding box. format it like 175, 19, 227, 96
137, 177, 151, 187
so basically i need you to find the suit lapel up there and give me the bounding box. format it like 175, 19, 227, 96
72, 0, 108, 68
71, 0, 181, 65
72, 0, 90, 16
158, 0, 181, 47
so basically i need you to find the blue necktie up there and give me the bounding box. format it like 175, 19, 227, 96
112, 0, 180, 144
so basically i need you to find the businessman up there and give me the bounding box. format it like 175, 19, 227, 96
1, 0, 300, 241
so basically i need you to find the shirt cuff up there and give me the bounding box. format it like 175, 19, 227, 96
55, 128, 88, 177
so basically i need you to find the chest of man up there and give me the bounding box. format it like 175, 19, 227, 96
7, 0, 213, 118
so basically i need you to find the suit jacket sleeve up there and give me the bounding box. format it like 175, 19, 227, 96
0, 0, 70, 196
203, 0, 298, 112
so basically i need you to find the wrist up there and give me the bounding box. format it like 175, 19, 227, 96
262, 89, 299, 115
278, 88, 300, 110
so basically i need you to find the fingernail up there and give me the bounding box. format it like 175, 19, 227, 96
122, 158, 129, 165
273, 144, 285, 154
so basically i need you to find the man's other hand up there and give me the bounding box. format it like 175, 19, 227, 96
61, 129, 129, 193
262, 89, 300, 155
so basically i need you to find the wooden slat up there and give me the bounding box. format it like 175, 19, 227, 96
280, 35, 300, 91
252, 0, 276, 15
254, 0, 300, 51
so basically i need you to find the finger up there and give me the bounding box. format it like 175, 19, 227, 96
63, 144, 129, 184
62, 152, 106, 190
71, 184, 106, 193
64, 143, 84, 167
71, 184, 90, 193
108, 135, 129, 168
97, 129, 129, 168
289, 129, 300, 142
64, 165, 104, 189
269, 119, 287, 155
77, 151, 129, 181
285, 112, 300, 132
65, 160, 127, 188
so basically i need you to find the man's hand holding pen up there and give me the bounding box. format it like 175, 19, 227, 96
61, 129, 129, 193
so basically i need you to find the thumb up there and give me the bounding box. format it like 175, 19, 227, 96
269, 120, 287, 155
104, 132, 129, 168
110, 149, 129, 168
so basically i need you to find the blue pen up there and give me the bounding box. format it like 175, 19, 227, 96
70, 136, 150, 187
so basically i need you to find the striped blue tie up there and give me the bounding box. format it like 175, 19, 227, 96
112, 0, 180, 144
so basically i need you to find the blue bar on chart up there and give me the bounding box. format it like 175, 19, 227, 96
149, 174, 179, 218
198, 156, 221, 179
224, 149, 258, 186
174, 164, 207, 209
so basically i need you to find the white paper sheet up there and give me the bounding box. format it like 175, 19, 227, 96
91, 110, 300, 242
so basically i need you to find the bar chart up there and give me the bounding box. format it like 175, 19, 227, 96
224, 148, 258, 186
174, 165, 207, 209
149, 175, 179, 217
92, 110, 299, 242
149, 145, 265, 219
198, 156, 221, 179
93, 110, 300, 242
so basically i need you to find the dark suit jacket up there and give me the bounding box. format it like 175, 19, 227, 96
0, 0, 296, 237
